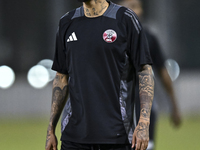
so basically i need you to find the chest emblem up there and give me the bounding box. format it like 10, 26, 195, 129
103, 29, 117, 43
67, 32, 78, 42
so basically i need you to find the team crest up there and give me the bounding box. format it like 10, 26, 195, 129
103, 29, 117, 43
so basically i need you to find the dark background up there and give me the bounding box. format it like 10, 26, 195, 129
0, 2, 199, 149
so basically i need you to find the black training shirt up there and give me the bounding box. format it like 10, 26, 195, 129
52, 1, 152, 144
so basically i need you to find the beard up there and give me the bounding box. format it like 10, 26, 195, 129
77, 0, 89, 2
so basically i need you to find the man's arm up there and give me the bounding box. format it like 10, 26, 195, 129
159, 67, 181, 127
45, 72, 69, 150
132, 64, 154, 150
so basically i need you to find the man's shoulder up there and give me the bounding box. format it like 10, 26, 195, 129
59, 6, 84, 25
116, 6, 142, 33
114, 4, 139, 25
102, 1, 129, 20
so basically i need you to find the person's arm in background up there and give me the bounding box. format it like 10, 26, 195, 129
45, 72, 69, 150
147, 30, 181, 127
132, 64, 154, 150
159, 67, 181, 127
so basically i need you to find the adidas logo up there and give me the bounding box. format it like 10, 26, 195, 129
67, 32, 78, 42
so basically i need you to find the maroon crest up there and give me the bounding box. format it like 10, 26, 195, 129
103, 29, 117, 43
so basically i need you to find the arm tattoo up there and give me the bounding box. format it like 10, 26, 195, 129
138, 65, 154, 121
46, 74, 68, 147
50, 86, 68, 127
135, 122, 149, 140
45, 125, 52, 148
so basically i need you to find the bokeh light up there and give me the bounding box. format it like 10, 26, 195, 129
27, 65, 50, 89
165, 59, 180, 81
37, 59, 56, 82
0, 65, 15, 89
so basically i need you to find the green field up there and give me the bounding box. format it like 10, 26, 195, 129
0, 115, 199, 150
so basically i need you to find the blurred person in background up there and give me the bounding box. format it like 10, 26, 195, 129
118, 0, 181, 149
45, 0, 155, 150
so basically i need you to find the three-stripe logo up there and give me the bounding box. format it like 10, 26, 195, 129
124, 9, 141, 34
67, 32, 78, 42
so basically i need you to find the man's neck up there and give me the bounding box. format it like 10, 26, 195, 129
83, 0, 109, 18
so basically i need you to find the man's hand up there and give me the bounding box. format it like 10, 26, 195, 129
45, 130, 58, 150
132, 120, 149, 150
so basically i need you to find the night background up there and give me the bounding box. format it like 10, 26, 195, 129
0, 0, 199, 149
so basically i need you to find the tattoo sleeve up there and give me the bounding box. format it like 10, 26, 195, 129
46, 73, 69, 146
138, 65, 154, 122
133, 65, 154, 141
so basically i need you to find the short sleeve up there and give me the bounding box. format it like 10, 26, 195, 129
51, 26, 68, 74
125, 9, 152, 71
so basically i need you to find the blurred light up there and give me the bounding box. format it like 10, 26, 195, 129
27, 65, 49, 89
147, 140, 154, 150
165, 59, 180, 81
37, 59, 56, 82
0, 66, 15, 89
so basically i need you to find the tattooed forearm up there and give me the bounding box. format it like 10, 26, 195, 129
46, 73, 68, 147
141, 108, 151, 118
132, 65, 154, 144
138, 65, 154, 122
50, 85, 68, 127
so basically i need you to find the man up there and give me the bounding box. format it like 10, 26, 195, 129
45, 0, 154, 150
119, 0, 181, 149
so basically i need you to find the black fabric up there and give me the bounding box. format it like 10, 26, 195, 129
61, 141, 133, 150
52, 11, 76, 75
127, 24, 152, 72
52, 1, 152, 144
51, 31, 68, 74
